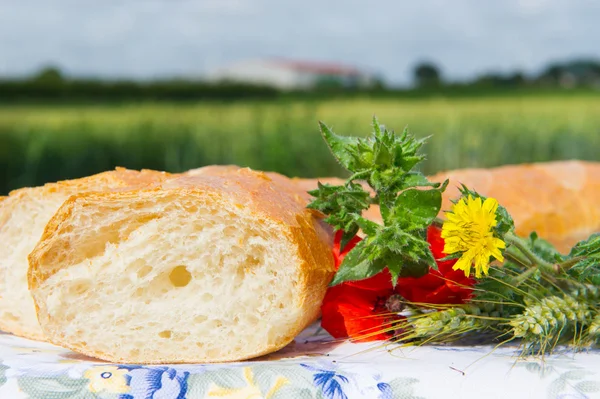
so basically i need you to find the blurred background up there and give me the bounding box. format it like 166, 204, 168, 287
1, 0, 600, 194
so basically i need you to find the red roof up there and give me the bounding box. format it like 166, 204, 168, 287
269, 60, 363, 76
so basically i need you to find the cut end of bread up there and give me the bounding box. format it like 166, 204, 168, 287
29, 170, 334, 363
0, 168, 169, 341
0, 191, 69, 340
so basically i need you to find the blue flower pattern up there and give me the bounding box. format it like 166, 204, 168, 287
302, 363, 351, 399
81, 362, 382, 399
118, 366, 189, 399
377, 382, 394, 399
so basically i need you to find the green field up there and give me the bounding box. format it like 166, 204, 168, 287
1, 96, 600, 194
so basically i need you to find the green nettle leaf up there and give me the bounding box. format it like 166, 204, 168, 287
376, 226, 435, 270
378, 200, 391, 222
307, 182, 371, 246
395, 133, 428, 171
569, 233, 600, 258
386, 257, 402, 285
566, 233, 600, 284
319, 122, 373, 172
373, 138, 392, 168
307, 183, 371, 215
392, 185, 446, 227
396, 258, 431, 279
308, 117, 446, 286
369, 169, 391, 193
354, 216, 382, 237
331, 240, 388, 286
402, 172, 442, 189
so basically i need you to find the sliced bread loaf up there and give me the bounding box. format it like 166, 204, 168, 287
28, 167, 334, 363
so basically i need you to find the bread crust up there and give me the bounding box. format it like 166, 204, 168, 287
28, 167, 334, 363
0, 168, 170, 340
6, 167, 169, 199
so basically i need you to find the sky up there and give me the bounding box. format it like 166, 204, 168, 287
1, 0, 599, 86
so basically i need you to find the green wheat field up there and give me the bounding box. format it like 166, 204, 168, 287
2, 95, 600, 194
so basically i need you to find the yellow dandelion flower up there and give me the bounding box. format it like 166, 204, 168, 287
84, 366, 130, 394
441, 195, 506, 278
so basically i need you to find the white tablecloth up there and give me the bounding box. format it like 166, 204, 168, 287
0, 323, 599, 398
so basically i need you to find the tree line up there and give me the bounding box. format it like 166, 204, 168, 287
1, 58, 599, 102
413, 58, 600, 90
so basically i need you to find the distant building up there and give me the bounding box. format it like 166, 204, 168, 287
208, 59, 380, 90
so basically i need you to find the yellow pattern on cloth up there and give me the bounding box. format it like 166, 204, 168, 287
205, 367, 288, 399
84, 366, 130, 393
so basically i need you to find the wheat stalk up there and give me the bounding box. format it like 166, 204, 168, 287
509, 295, 592, 352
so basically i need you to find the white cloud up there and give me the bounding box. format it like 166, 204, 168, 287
0, 0, 599, 85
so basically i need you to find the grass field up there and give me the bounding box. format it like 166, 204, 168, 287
1, 95, 600, 194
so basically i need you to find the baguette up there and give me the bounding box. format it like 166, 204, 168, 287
28, 167, 334, 363
296, 160, 600, 252
430, 160, 600, 253
0, 168, 169, 340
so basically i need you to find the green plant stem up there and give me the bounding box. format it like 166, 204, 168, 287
511, 265, 539, 287
504, 232, 556, 273
554, 256, 586, 272
505, 248, 533, 269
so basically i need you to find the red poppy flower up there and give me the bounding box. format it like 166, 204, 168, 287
321, 226, 475, 341
322, 231, 399, 341
321, 283, 398, 341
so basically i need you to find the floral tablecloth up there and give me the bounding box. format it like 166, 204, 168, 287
0, 323, 599, 399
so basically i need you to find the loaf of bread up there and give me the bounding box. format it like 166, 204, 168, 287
430, 160, 600, 253
296, 160, 600, 252
28, 167, 334, 363
0, 168, 169, 340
